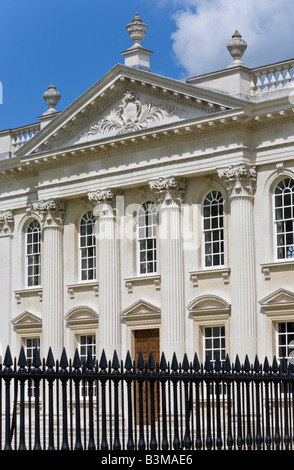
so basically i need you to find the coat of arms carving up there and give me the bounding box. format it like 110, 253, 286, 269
84, 91, 175, 137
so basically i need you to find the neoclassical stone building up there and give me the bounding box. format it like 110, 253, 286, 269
1, 15, 294, 367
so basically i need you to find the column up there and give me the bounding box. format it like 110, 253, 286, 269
0, 212, 14, 351
149, 176, 186, 361
88, 189, 121, 361
33, 199, 65, 359
218, 164, 257, 362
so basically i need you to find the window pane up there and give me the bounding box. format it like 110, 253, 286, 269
26, 221, 41, 287
275, 179, 294, 260
202, 192, 224, 267
138, 202, 157, 275
80, 212, 96, 281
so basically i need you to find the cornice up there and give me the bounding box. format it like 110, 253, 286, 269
1, 105, 294, 184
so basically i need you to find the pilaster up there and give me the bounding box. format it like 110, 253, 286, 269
149, 176, 186, 361
33, 199, 65, 359
218, 164, 257, 361
0, 211, 14, 349
88, 188, 121, 360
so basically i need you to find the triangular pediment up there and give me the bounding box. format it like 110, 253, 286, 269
121, 299, 161, 323
12, 311, 42, 332
259, 288, 294, 308
15, 64, 243, 157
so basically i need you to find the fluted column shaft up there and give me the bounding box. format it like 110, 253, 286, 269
219, 165, 257, 361
150, 176, 186, 361
33, 200, 65, 359
88, 189, 121, 361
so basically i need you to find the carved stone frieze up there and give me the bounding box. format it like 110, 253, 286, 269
83, 91, 175, 137
218, 164, 257, 197
149, 176, 186, 204
0, 210, 14, 237
33, 199, 65, 227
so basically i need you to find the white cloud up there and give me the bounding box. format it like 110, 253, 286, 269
168, 0, 294, 77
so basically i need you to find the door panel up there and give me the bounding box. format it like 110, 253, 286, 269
134, 329, 160, 423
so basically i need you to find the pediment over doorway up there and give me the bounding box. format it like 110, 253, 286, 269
121, 299, 161, 324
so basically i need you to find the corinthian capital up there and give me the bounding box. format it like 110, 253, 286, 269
88, 188, 117, 205
218, 164, 257, 197
33, 199, 65, 227
149, 176, 186, 204
0, 210, 14, 237
88, 188, 121, 217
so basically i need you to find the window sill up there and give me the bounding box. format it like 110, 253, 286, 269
67, 281, 99, 299
14, 287, 43, 304
261, 261, 294, 280
190, 268, 230, 287
125, 274, 161, 294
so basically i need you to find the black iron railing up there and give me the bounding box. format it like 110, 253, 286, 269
1, 346, 294, 450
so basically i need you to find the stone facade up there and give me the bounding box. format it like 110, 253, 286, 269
1, 17, 294, 366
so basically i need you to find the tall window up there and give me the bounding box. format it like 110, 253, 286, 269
26, 220, 41, 287
137, 201, 157, 275
274, 178, 294, 259
277, 322, 294, 361
202, 191, 224, 267
79, 211, 96, 281
203, 326, 226, 364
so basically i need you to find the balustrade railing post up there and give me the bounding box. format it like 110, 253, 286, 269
32, 348, 42, 450
59, 348, 70, 451
182, 354, 192, 450
204, 355, 213, 450
192, 354, 202, 451
125, 352, 134, 451
272, 357, 281, 450
214, 355, 223, 450
72, 349, 83, 451
159, 353, 169, 450
86, 350, 96, 451
234, 356, 244, 450
171, 353, 180, 450
137, 351, 146, 451
45, 348, 56, 451
3, 347, 13, 450
112, 351, 121, 451
263, 357, 272, 450
17, 347, 27, 451
99, 350, 109, 451
223, 356, 234, 450
147, 352, 157, 451
253, 356, 262, 451
244, 356, 252, 450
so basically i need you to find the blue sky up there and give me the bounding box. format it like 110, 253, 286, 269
1, 0, 294, 130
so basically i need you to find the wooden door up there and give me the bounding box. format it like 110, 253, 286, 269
134, 329, 160, 423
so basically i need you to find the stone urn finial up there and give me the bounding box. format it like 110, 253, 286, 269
126, 12, 148, 46
227, 30, 247, 67
43, 82, 61, 115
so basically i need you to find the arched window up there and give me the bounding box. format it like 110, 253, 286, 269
274, 178, 294, 259
79, 211, 96, 281
26, 220, 41, 287
137, 201, 157, 275
202, 191, 224, 267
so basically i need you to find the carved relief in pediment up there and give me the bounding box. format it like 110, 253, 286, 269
81, 91, 175, 139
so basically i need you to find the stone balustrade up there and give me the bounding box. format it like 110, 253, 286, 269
10, 123, 40, 152
250, 59, 294, 94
